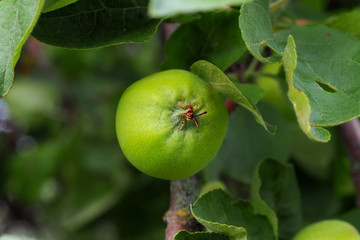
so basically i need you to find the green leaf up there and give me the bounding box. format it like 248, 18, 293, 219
326, 9, 360, 39
32, 0, 161, 48
251, 159, 302, 240
148, 0, 244, 18
0, 0, 45, 97
162, 10, 246, 71
280, 27, 360, 142
239, 0, 282, 63
191, 60, 275, 133
240, 0, 360, 142
282, 35, 329, 142
191, 189, 275, 240
174, 230, 230, 240
204, 102, 291, 183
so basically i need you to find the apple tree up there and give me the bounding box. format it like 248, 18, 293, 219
1, 0, 360, 239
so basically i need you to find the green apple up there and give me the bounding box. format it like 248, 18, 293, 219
116, 69, 228, 180
293, 220, 360, 240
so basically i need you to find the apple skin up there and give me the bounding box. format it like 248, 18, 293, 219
293, 220, 360, 240
116, 69, 228, 180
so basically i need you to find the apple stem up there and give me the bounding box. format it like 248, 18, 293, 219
338, 118, 360, 207
164, 175, 204, 239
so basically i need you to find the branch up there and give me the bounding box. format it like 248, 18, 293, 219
164, 175, 204, 240
338, 118, 360, 206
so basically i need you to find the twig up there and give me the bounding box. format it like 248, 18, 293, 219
338, 118, 360, 207
164, 176, 204, 240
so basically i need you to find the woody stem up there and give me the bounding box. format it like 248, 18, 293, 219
164, 176, 204, 239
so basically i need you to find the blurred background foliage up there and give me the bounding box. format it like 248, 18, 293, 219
1, 0, 359, 239
0, 35, 169, 240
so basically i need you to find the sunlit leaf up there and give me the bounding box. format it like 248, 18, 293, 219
240, 0, 360, 142
149, 0, 244, 18
0, 0, 44, 97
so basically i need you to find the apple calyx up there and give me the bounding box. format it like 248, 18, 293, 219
178, 102, 207, 130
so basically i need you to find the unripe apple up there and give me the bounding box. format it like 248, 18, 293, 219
116, 70, 228, 180
293, 220, 360, 240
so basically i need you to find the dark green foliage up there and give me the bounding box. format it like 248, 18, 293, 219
32, 0, 161, 48
162, 10, 246, 71
1, 0, 360, 239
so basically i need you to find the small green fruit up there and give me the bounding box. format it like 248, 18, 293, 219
293, 220, 360, 240
116, 70, 228, 180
